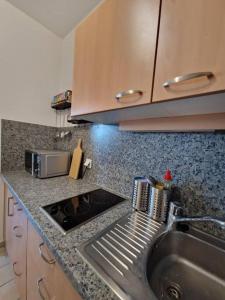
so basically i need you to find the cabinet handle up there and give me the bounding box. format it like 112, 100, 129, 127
7, 197, 14, 217
13, 226, 23, 238
37, 278, 49, 300
39, 243, 56, 265
115, 89, 143, 102
163, 72, 214, 88
13, 262, 22, 277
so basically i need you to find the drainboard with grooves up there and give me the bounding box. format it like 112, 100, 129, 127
78, 211, 164, 300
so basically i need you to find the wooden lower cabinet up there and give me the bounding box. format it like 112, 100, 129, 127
27, 222, 81, 300
11, 204, 27, 300
27, 222, 54, 300
4, 186, 27, 300
4, 184, 81, 300
4, 188, 16, 260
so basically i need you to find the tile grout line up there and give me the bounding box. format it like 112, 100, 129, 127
0, 277, 15, 288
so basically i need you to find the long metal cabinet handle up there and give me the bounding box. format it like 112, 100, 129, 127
13, 262, 22, 277
39, 243, 56, 264
37, 278, 48, 300
163, 72, 214, 88
7, 197, 14, 217
115, 89, 143, 102
13, 226, 23, 238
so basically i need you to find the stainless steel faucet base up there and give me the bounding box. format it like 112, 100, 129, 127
167, 202, 225, 231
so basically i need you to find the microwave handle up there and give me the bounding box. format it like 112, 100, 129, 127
32, 153, 39, 177
31, 153, 34, 176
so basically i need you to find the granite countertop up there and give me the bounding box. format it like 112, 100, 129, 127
2, 171, 132, 300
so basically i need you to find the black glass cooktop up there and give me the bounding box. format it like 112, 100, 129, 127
41, 189, 125, 234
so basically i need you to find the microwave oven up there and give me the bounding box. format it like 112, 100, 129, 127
25, 149, 71, 179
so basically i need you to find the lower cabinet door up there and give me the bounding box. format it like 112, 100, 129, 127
27, 222, 81, 300
4, 188, 16, 260
11, 203, 27, 300
52, 262, 82, 300
27, 222, 55, 300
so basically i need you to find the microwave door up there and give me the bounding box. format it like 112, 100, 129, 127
25, 151, 34, 175
44, 154, 69, 177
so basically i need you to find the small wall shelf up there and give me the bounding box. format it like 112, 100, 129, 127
51, 100, 71, 110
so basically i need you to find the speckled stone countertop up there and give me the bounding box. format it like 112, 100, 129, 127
2, 171, 132, 300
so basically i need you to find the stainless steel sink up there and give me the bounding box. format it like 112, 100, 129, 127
147, 228, 225, 300
78, 211, 225, 300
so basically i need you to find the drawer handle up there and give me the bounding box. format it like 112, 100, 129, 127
7, 197, 14, 217
163, 72, 214, 88
13, 226, 23, 238
115, 89, 143, 102
13, 262, 22, 277
37, 278, 49, 300
17, 205, 23, 212
39, 243, 56, 265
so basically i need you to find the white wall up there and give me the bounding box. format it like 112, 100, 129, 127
0, 0, 62, 127
0, 0, 63, 242
60, 29, 75, 91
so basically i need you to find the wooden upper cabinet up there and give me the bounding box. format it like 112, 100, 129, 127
153, 0, 225, 102
72, 0, 160, 116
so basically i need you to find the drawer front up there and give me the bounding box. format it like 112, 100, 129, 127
11, 203, 27, 300
27, 222, 81, 300
4, 190, 17, 260
4, 187, 27, 300
27, 222, 56, 300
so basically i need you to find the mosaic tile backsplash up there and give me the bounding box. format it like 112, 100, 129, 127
1, 119, 57, 171
2, 119, 225, 238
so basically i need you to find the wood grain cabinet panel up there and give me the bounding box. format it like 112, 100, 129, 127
4, 188, 15, 260
153, 0, 225, 102
27, 223, 54, 300
11, 204, 27, 300
4, 186, 27, 300
72, 0, 160, 116
27, 222, 81, 300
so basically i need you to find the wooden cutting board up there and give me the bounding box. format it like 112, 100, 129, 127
69, 139, 83, 179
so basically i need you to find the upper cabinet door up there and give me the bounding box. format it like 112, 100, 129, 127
153, 0, 225, 102
72, 0, 160, 116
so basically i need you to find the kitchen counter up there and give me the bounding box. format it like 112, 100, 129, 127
2, 171, 132, 300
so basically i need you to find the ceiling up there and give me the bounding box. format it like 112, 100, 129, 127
6, 0, 103, 37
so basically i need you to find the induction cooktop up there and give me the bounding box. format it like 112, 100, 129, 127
40, 189, 125, 234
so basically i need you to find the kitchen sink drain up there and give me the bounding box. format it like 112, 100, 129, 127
166, 284, 181, 300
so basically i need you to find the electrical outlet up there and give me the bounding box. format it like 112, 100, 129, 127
84, 158, 92, 169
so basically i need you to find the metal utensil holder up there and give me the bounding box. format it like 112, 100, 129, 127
148, 187, 171, 222
132, 177, 150, 212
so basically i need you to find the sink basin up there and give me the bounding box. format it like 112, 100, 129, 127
147, 228, 225, 300
78, 211, 225, 300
